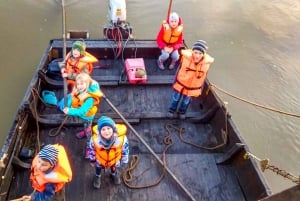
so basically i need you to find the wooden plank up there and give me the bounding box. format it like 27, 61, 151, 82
167, 154, 245, 201
39, 69, 175, 87
36, 111, 211, 126
216, 143, 245, 164
260, 185, 300, 201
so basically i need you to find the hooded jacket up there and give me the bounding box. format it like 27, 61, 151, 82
156, 17, 183, 50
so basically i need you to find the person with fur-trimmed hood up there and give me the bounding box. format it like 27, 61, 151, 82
87, 116, 129, 189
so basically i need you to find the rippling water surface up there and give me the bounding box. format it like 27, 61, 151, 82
0, 0, 299, 194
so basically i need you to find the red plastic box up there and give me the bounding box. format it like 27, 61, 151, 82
125, 58, 147, 84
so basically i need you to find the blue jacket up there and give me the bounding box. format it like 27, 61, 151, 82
58, 81, 101, 121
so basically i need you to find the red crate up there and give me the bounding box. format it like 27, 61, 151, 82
125, 58, 147, 84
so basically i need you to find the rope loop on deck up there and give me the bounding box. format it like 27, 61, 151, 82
122, 132, 172, 189
31, 87, 68, 137
165, 123, 228, 151
48, 116, 68, 137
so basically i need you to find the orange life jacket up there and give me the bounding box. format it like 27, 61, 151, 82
173, 49, 214, 97
162, 20, 183, 45
65, 52, 98, 85
71, 84, 103, 117
30, 144, 72, 192
92, 124, 127, 167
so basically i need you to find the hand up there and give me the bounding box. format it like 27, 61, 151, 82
63, 107, 69, 114
167, 47, 173, 53
61, 72, 68, 78
164, 46, 173, 53
90, 162, 95, 167
58, 61, 65, 69
60, 67, 68, 78
22, 195, 31, 201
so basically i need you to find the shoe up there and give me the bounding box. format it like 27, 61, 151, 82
157, 59, 165, 70
76, 127, 91, 139
167, 111, 176, 118
169, 61, 177, 70
93, 175, 101, 189
85, 148, 90, 159
111, 172, 121, 185
179, 113, 186, 120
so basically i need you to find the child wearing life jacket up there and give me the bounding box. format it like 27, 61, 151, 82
22, 144, 72, 201
87, 116, 129, 189
58, 73, 103, 158
60, 40, 98, 91
156, 12, 183, 70
168, 40, 214, 120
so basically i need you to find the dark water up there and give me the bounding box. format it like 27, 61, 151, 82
1, 0, 300, 194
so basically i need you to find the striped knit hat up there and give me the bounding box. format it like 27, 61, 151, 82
192, 40, 208, 53
38, 144, 59, 166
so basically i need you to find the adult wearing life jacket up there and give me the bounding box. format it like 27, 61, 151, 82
60, 40, 98, 90
22, 144, 72, 201
88, 116, 129, 189
156, 12, 183, 70
58, 73, 103, 159
168, 40, 214, 120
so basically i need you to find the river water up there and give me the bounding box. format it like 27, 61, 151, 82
1, 0, 299, 194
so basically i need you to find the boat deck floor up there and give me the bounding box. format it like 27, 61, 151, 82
7, 57, 246, 200
9, 122, 245, 201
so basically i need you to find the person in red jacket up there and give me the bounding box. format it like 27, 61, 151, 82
88, 116, 129, 189
156, 12, 183, 70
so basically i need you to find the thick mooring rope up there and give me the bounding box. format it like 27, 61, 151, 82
210, 83, 300, 118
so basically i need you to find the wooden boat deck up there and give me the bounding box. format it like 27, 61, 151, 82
9, 127, 246, 201
2, 39, 270, 201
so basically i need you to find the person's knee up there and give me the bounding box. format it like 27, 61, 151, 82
171, 51, 179, 61
160, 51, 170, 61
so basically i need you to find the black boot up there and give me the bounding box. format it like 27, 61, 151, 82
111, 171, 121, 185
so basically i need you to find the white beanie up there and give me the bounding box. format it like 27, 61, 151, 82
169, 12, 179, 22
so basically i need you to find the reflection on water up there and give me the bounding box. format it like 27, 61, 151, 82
0, 0, 299, 194
242, 0, 300, 39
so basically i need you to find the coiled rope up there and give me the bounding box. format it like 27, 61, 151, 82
123, 123, 227, 192
122, 132, 172, 189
